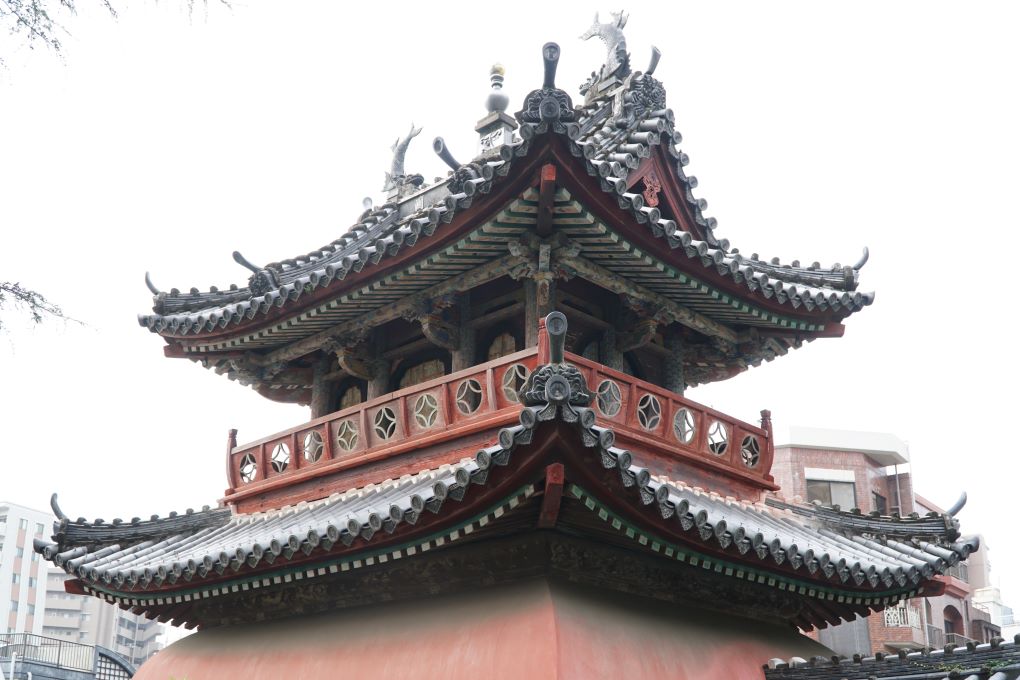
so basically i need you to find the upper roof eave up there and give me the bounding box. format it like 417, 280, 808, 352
140, 135, 871, 346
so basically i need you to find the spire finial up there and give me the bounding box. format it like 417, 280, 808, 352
486, 64, 509, 115
477, 63, 518, 153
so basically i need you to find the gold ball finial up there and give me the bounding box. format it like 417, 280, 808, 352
491, 63, 505, 76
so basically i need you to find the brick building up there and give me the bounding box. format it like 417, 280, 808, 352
771, 427, 1000, 655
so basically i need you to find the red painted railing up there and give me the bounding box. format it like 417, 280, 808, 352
225, 348, 773, 496
566, 352, 775, 482
226, 348, 540, 493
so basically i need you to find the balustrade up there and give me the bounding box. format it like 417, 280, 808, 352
226, 348, 774, 498
0, 633, 95, 672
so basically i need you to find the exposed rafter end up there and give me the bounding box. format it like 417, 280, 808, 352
163, 343, 189, 358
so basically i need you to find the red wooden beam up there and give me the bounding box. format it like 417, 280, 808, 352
63, 578, 86, 595
536, 163, 557, 237
537, 463, 565, 529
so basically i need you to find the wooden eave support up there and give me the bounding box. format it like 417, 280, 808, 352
419, 310, 460, 351
334, 345, 377, 381
556, 251, 739, 344
249, 252, 526, 367
616, 318, 659, 352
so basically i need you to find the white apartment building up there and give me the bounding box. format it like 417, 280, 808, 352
0, 501, 52, 635
45, 570, 164, 666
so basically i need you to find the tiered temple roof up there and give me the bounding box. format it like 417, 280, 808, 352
37, 316, 976, 634
137, 21, 873, 402
36, 15, 1002, 679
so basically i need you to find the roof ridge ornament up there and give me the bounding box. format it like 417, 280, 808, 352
518, 312, 594, 421
516, 43, 576, 130
433, 137, 492, 195
476, 64, 518, 155
579, 11, 631, 97
383, 124, 425, 199
233, 251, 281, 298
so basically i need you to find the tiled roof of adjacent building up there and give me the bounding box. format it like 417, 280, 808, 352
764, 636, 1020, 679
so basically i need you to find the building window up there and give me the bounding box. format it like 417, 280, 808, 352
12, 573, 20, 584
10, 601, 17, 612
872, 491, 888, 515
28, 577, 37, 588
15, 547, 24, 558
19, 518, 28, 530
27, 604, 35, 615
34, 523, 44, 535
806, 479, 856, 509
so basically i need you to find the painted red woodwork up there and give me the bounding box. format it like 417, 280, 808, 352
537, 163, 557, 237
537, 463, 565, 528
224, 347, 775, 512
134, 579, 829, 680
167, 136, 848, 356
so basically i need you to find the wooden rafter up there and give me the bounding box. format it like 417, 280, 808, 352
555, 251, 738, 344
249, 253, 526, 366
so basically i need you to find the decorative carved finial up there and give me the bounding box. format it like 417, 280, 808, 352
233, 251, 280, 298
486, 64, 509, 115
542, 42, 560, 89
144, 271, 161, 295
946, 492, 967, 517
546, 310, 567, 364
383, 124, 425, 197
50, 493, 68, 521
579, 10, 631, 93
477, 63, 518, 154
432, 137, 461, 172
516, 43, 575, 126
232, 250, 262, 275
853, 247, 870, 271
518, 312, 593, 411
433, 136, 491, 195
646, 46, 662, 75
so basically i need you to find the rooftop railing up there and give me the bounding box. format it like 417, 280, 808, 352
225, 346, 774, 504
945, 632, 977, 647
0, 632, 94, 672
946, 563, 970, 583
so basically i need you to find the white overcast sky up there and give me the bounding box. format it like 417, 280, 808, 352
2, 1, 1018, 623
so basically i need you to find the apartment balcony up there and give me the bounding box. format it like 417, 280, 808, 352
945, 563, 969, 583
223, 347, 775, 512
938, 562, 972, 598
945, 632, 977, 647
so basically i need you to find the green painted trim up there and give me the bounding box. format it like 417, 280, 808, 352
567, 483, 912, 606
86, 483, 537, 606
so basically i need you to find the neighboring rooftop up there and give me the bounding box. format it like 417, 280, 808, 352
776, 427, 909, 467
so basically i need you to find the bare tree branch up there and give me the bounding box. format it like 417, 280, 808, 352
0, 281, 78, 331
